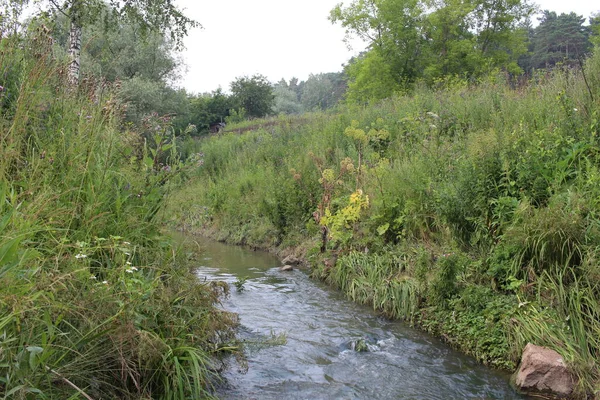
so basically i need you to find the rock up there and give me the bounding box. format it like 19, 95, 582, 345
515, 343, 575, 397
280, 265, 294, 272
281, 255, 301, 265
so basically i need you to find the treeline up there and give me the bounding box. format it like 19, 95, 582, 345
182, 72, 347, 135
332, 0, 600, 103
29, 0, 600, 138
52, 12, 347, 136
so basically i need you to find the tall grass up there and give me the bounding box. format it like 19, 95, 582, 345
0, 30, 235, 398
169, 47, 600, 397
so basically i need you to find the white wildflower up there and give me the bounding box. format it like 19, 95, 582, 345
75, 253, 87, 259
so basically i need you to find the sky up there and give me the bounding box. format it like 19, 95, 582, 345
175, 0, 600, 94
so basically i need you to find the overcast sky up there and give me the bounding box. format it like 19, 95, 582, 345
175, 0, 599, 94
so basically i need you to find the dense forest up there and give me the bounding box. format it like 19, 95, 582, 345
1, 0, 600, 398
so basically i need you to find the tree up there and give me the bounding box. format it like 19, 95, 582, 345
188, 89, 232, 133
301, 72, 346, 110
273, 80, 303, 115
230, 74, 274, 119
330, 0, 425, 94
591, 13, 600, 47
22, 0, 198, 86
343, 51, 399, 103
48, 11, 189, 127
530, 11, 591, 69
330, 0, 532, 100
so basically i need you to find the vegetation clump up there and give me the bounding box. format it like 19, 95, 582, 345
0, 29, 236, 399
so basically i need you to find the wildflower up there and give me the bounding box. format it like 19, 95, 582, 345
0, 85, 4, 92
126, 261, 132, 265
89, 275, 97, 280
75, 253, 87, 259
102, 280, 108, 285
123, 241, 131, 245
573, 108, 578, 112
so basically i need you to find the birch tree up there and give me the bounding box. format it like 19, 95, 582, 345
28, 0, 198, 86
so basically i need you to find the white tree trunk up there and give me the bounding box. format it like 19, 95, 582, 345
68, 19, 82, 87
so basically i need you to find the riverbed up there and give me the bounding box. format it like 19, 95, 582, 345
188, 237, 525, 399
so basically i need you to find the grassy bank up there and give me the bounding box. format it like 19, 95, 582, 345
169, 48, 600, 398
0, 32, 237, 398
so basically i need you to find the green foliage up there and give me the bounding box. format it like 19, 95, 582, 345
43, 5, 192, 129
273, 82, 303, 115
22, 0, 198, 50
344, 50, 401, 104
528, 11, 592, 70
188, 88, 233, 133
419, 284, 518, 369
0, 34, 235, 399
331, 0, 533, 101
234, 276, 249, 292
429, 254, 463, 306
321, 189, 369, 246
300, 72, 347, 110
230, 74, 274, 119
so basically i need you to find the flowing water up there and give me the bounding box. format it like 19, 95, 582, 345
187, 237, 525, 400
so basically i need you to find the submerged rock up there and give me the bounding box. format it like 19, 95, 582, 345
281, 255, 302, 265
340, 337, 380, 353
280, 264, 294, 272
514, 343, 575, 397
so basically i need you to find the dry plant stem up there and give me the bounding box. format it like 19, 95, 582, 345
47, 367, 94, 400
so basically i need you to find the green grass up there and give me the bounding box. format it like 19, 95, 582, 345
0, 32, 236, 399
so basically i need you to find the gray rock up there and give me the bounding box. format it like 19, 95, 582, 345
280, 264, 294, 272
515, 343, 575, 397
281, 255, 301, 265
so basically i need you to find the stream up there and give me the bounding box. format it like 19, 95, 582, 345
187, 237, 526, 399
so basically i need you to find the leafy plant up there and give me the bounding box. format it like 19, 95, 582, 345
234, 276, 249, 292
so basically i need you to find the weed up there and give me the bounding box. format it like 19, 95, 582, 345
234, 276, 249, 292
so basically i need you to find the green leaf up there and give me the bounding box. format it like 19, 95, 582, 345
0, 208, 13, 233
0, 236, 21, 277
144, 156, 154, 169
377, 223, 390, 236
27, 346, 43, 371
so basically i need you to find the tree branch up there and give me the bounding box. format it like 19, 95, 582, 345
48, 0, 70, 18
